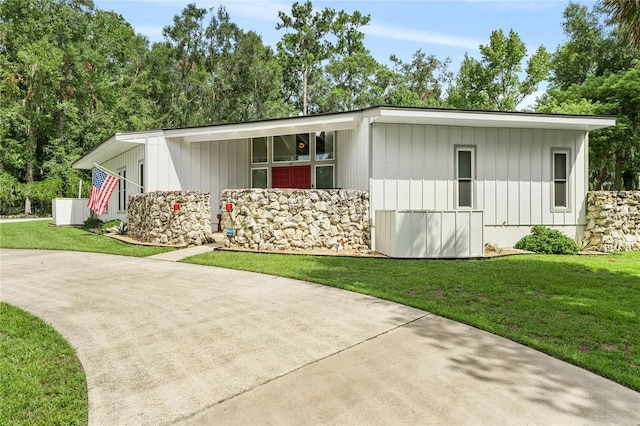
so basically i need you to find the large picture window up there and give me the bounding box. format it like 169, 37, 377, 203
250, 132, 337, 189
553, 150, 569, 209
456, 147, 474, 208
273, 134, 310, 162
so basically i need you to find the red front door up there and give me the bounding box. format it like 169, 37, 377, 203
272, 165, 311, 189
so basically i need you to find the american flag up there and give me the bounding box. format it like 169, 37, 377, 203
87, 166, 119, 216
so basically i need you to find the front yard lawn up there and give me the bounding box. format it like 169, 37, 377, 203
0, 220, 173, 257
0, 303, 88, 425
184, 250, 640, 392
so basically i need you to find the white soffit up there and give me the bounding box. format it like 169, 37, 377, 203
72, 131, 158, 169
369, 107, 616, 131
165, 113, 361, 143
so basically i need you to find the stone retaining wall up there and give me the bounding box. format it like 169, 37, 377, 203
220, 189, 370, 252
127, 191, 212, 246
585, 191, 640, 252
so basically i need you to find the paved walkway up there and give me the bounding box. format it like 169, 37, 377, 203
1, 248, 639, 425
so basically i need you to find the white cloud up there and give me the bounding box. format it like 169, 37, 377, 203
364, 22, 483, 50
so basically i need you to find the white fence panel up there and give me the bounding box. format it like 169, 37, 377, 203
52, 198, 91, 226
375, 210, 484, 258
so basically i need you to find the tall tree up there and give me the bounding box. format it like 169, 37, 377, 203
276, 1, 335, 115
316, 9, 388, 111
447, 29, 551, 111
386, 50, 452, 108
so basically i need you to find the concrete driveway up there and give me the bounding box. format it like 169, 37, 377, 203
1, 248, 638, 425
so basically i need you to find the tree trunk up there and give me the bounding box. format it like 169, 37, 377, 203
302, 67, 308, 116
593, 165, 607, 190
24, 122, 35, 216
613, 151, 623, 190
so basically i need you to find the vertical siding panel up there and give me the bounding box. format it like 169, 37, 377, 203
435, 126, 449, 210
371, 125, 385, 179
508, 129, 520, 225
573, 131, 587, 224
189, 143, 200, 191
386, 124, 399, 178
530, 129, 543, 225
449, 127, 461, 210
411, 125, 424, 209
424, 126, 437, 210
541, 130, 553, 225
483, 129, 497, 225
201, 142, 211, 194
519, 129, 532, 225
495, 128, 509, 225
474, 128, 485, 211
180, 140, 191, 189
398, 125, 412, 179
384, 179, 397, 210
219, 140, 229, 192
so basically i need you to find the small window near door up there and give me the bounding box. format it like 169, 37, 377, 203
118, 167, 127, 211
315, 165, 334, 189
456, 147, 474, 208
139, 161, 144, 193
251, 168, 268, 189
553, 150, 569, 209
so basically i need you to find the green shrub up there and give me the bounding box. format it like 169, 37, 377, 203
82, 217, 104, 230
515, 225, 579, 254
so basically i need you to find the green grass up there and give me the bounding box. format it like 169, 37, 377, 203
0, 303, 88, 425
184, 250, 640, 391
0, 220, 174, 257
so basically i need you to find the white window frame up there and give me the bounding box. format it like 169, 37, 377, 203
552, 148, 571, 211
117, 167, 127, 212
138, 160, 144, 194
455, 146, 475, 209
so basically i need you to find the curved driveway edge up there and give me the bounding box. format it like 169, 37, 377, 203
1, 249, 638, 425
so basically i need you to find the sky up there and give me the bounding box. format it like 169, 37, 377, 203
93, 0, 599, 108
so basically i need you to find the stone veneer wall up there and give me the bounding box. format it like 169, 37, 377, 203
220, 189, 370, 252
127, 191, 212, 246
585, 191, 640, 252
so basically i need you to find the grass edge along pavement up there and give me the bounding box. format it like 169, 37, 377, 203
0, 220, 174, 257
0, 302, 88, 426
183, 250, 640, 392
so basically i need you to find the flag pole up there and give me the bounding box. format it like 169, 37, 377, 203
93, 163, 144, 191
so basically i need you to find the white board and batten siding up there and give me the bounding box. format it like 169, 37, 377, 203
336, 119, 370, 191
162, 137, 249, 223
369, 123, 589, 248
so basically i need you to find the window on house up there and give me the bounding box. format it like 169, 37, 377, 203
315, 165, 334, 189
315, 131, 334, 160
456, 147, 474, 208
139, 162, 144, 193
553, 150, 569, 208
118, 168, 126, 211
251, 168, 268, 189
273, 134, 310, 162
252, 137, 268, 164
